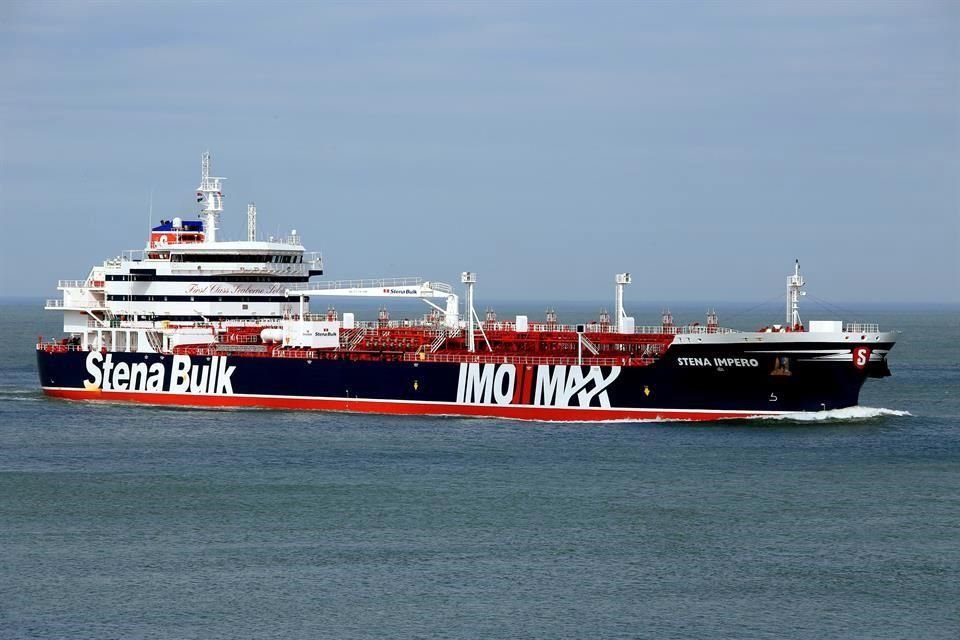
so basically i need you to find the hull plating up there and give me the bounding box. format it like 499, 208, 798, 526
37, 341, 891, 422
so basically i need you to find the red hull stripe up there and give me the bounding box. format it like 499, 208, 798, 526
511, 365, 525, 405
41, 387, 784, 422
520, 364, 534, 404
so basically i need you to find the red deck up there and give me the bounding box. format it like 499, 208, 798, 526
156, 322, 682, 367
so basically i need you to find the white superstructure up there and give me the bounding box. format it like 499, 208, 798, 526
46, 153, 323, 352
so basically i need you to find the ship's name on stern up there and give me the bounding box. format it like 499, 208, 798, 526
676, 357, 759, 367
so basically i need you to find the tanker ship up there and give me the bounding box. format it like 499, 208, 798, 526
37, 153, 896, 421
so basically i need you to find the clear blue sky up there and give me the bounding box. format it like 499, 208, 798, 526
1, 0, 957, 303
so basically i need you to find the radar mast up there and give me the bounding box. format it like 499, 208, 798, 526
197, 151, 225, 243
786, 259, 806, 328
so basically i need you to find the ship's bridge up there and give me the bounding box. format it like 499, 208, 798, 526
149, 218, 205, 249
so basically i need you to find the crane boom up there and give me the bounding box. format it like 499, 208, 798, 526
285, 278, 460, 328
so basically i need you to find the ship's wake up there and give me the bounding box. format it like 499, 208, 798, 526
542, 406, 912, 425
0, 388, 46, 402
750, 406, 911, 422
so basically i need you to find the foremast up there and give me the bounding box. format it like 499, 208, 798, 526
787, 259, 805, 329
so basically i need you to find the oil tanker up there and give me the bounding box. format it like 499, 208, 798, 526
37, 153, 896, 421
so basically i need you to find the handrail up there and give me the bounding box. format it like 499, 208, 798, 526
285, 277, 428, 292
166, 265, 309, 275
53, 315, 740, 336
845, 323, 880, 333
273, 349, 318, 359
403, 352, 656, 367
58, 279, 103, 289
36, 343, 87, 352
481, 320, 735, 335
46, 299, 104, 309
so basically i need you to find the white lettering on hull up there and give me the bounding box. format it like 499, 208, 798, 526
676, 357, 759, 368
456, 363, 620, 408
456, 363, 511, 404
533, 365, 620, 408
83, 352, 236, 395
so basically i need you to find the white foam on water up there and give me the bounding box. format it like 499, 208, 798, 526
0, 388, 46, 402
754, 406, 911, 422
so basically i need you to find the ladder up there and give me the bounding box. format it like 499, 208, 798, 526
344, 327, 367, 350
145, 330, 166, 354
579, 334, 600, 356
430, 330, 447, 353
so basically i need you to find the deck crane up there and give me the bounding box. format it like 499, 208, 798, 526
286, 277, 459, 326
285, 276, 494, 352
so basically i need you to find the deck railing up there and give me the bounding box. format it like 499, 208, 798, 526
284, 277, 442, 293
403, 352, 655, 367
46, 299, 104, 309
273, 349, 318, 359
57, 279, 104, 289
36, 343, 86, 352
844, 323, 880, 333
49, 314, 742, 338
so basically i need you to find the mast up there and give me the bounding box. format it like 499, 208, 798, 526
786, 259, 805, 328
461, 272, 476, 353
615, 272, 631, 332
196, 151, 225, 243
247, 203, 257, 242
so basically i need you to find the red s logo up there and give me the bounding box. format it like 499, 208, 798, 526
853, 347, 871, 369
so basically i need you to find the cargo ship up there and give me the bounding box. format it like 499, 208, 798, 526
37, 153, 896, 421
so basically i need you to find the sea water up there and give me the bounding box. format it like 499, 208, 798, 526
1, 301, 957, 639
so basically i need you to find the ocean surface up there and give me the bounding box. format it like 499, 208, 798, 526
1, 300, 957, 639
